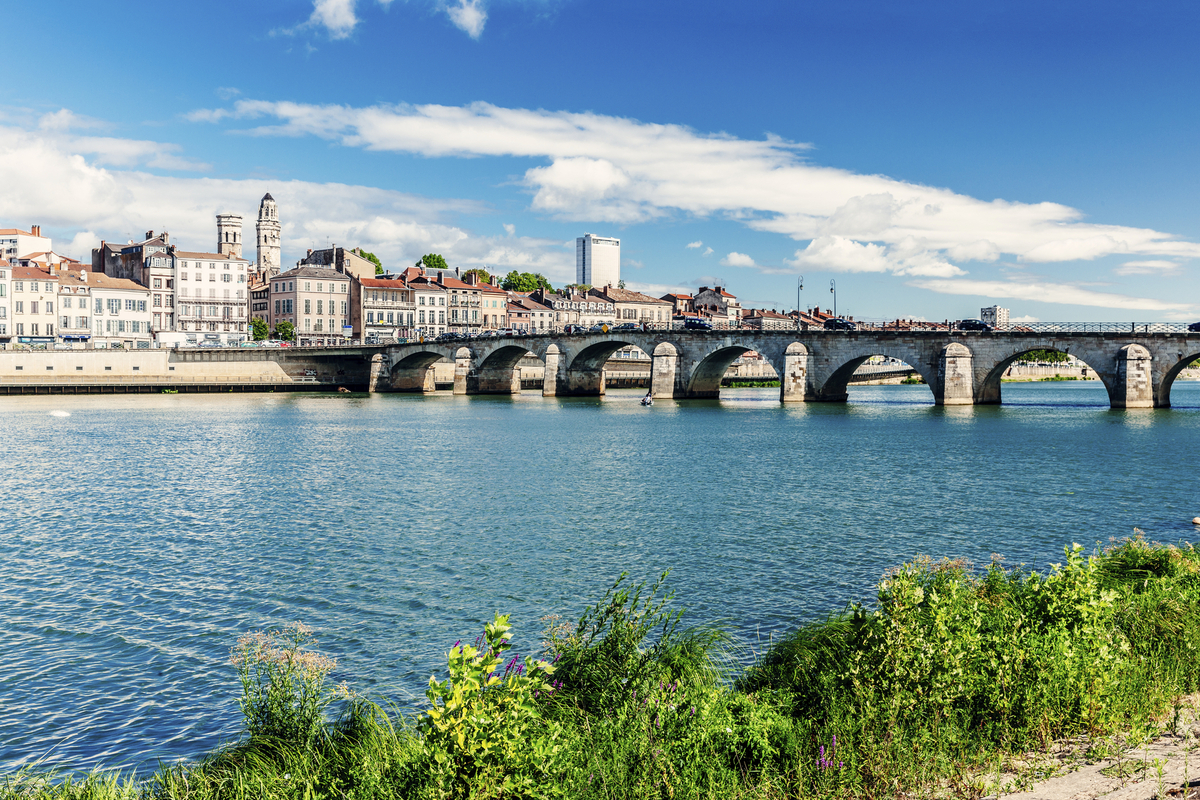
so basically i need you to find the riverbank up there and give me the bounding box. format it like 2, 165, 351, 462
6, 535, 1200, 799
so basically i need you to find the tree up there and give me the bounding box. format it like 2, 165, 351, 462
354, 248, 384, 275
418, 253, 449, 272
463, 268, 492, 285
617, 279, 626, 289
250, 317, 269, 340
273, 321, 296, 341
563, 283, 592, 295
501, 271, 554, 293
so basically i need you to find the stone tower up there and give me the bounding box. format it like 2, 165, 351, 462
256, 193, 281, 277
216, 213, 243, 258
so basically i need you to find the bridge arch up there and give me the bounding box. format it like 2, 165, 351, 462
681, 341, 784, 399
388, 346, 457, 392
976, 342, 1114, 406
811, 342, 939, 403
1158, 347, 1200, 407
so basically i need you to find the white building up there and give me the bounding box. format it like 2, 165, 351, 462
169, 251, 251, 347
576, 233, 620, 288
981, 305, 1010, 329
256, 193, 281, 279
0, 225, 52, 263
89, 272, 152, 348
57, 270, 95, 346
0, 260, 10, 342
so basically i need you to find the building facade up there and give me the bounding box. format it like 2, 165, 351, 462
743, 309, 795, 330
10, 267, 59, 343
0, 260, 11, 341
172, 251, 251, 346
88, 273, 152, 349
269, 265, 352, 345
56, 270, 93, 345
530, 289, 615, 328
297, 246, 377, 281
692, 286, 742, 326
588, 285, 672, 324
406, 273, 448, 337
981, 305, 1010, 329
0, 226, 51, 263
576, 233, 621, 288
351, 276, 415, 342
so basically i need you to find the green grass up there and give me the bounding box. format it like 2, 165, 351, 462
7, 536, 1200, 799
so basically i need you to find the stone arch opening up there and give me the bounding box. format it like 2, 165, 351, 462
684, 344, 783, 399
1159, 348, 1200, 407
977, 344, 1112, 406
557, 338, 640, 396
816, 349, 938, 403
389, 348, 456, 392
470, 343, 537, 395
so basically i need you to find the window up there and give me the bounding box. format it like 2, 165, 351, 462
95, 298, 102, 313
289, 282, 294, 291
274, 300, 280, 315
304, 299, 311, 314
15, 323, 22, 335
317, 300, 323, 315
305, 282, 311, 291
153, 278, 162, 289
419, 310, 425, 324
139, 301, 146, 312
305, 318, 311, 331
31, 323, 38, 335
209, 263, 216, 269
166, 295, 173, 308
61, 316, 69, 328
154, 295, 162, 307
63, 297, 71, 309
440, 297, 446, 305
367, 312, 374, 324
318, 283, 324, 292
30, 302, 37, 314
15, 301, 23, 314
387, 312, 394, 323
419, 296, 425, 305
209, 272, 216, 282
167, 279, 173, 289
222, 273, 231, 283
439, 311, 445, 324
13, 281, 22, 291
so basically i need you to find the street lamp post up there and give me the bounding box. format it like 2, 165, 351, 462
830, 279, 837, 318
796, 275, 804, 329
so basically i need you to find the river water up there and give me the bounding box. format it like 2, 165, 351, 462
2, 381, 1199, 774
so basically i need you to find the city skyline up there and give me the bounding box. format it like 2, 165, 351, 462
2, 0, 1199, 321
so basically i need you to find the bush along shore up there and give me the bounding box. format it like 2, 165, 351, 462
6, 535, 1200, 799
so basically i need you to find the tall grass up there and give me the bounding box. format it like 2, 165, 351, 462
5, 535, 1200, 799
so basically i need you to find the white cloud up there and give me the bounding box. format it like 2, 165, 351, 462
503, 223, 515, 236
721, 252, 756, 267
308, 0, 358, 39
215, 87, 242, 101
686, 240, 703, 248
1010, 314, 1040, 323
910, 278, 1194, 314
0, 121, 569, 280
184, 98, 1200, 277
786, 235, 964, 278
445, 0, 487, 38
1114, 259, 1181, 276
702, 246, 713, 256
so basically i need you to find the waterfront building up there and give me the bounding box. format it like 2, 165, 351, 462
576, 234, 620, 288
692, 286, 742, 326
216, 213, 243, 259
507, 292, 554, 331
530, 289, 615, 329
56, 270, 94, 345
256, 194, 282, 280
0, 225, 51, 262
402, 270, 448, 337
588, 285, 672, 324
506, 299, 531, 331
351, 275, 415, 342
248, 276, 270, 328
981, 305, 1010, 329
476, 278, 508, 329
743, 309, 794, 330
660, 292, 695, 317
0, 259, 11, 342
433, 272, 482, 334
87, 272, 152, 349
269, 265, 351, 345
172, 251, 251, 346
11, 267, 59, 343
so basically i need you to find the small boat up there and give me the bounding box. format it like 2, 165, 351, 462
641, 395, 653, 406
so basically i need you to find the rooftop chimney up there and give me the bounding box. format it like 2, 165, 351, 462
81, 270, 88, 283
31, 225, 41, 237
465, 272, 477, 286
145, 231, 154, 240
437, 271, 444, 282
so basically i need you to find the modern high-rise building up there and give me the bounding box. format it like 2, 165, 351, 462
980, 305, 1010, 329
575, 234, 620, 288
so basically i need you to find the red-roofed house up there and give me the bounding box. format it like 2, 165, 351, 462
692, 286, 742, 326
351, 275, 415, 341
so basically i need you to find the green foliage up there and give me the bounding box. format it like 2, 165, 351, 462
562, 283, 591, 295
462, 268, 491, 285
353, 248, 384, 274
1019, 348, 1071, 363
419, 613, 565, 798
12, 537, 1200, 800
417, 254, 448, 272
272, 320, 295, 341
249, 317, 268, 340
501, 271, 552, 293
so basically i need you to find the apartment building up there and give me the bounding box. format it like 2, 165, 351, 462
404, 271, 448, 338
0, 260, 10, 341
351, 276, 415, 342
173, 251, 251, 346
477, 279, 507, 329
434, 272, 482, 334
588, 286, 672, 324
88, 273, 152, 348
0, 225, 51, 263
507, 293, 554, 331
10, 267, 59, 343
530, 289, 615, 328
692, 286, 742, 326
269, 265, 352, 345
57, 270, 94, 344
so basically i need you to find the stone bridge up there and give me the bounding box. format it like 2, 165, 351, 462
368, 329, 1200, 408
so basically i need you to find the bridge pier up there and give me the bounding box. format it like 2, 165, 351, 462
465, 367, 522, 395
1113, 343, 1154, 408
452, 352, 471, 395
780, 343, 808, 403
650, 348, 678, 399
938, 342, 974, 405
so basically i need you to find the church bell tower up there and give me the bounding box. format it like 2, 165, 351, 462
256, 193, 281, 278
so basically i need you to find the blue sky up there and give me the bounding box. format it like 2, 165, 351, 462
2, 0, 1199, 321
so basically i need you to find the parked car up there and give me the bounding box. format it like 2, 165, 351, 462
590, 323, 610, 333
562, 324, 587, 334
1189, 321, 1200, 332
684, 318, 713, 331
613, 322, 640, 331
957, 319, 992, 331
822, 317, 857, 331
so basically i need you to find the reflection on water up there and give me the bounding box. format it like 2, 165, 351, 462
1, 380, 1198, 774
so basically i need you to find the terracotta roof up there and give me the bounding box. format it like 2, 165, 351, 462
435, 275, 478, 291
360, 278, 409, 289
13, 266, 55, 280
175, 250, 245, 261
60, 270, 146, 292
477, 281, 506, 294
589, 286, 671, 305
0, 228, 40, 236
